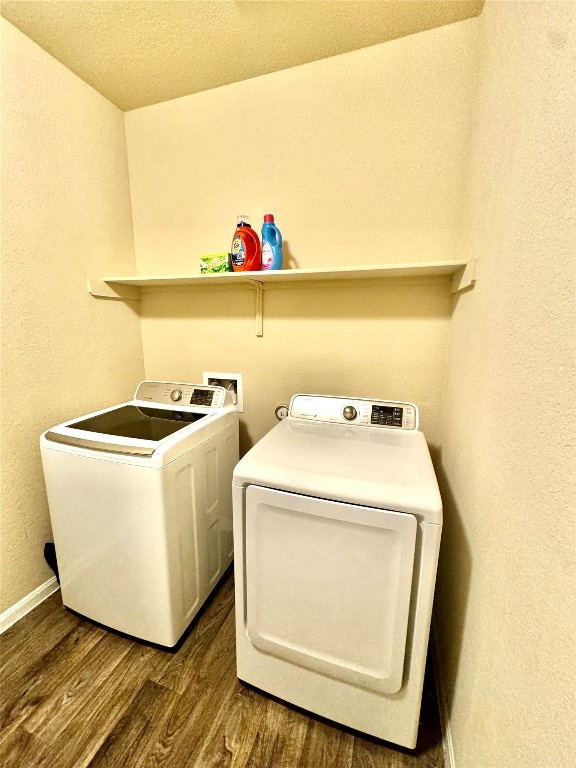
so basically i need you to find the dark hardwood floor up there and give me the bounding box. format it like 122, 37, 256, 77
0, 569, 444, 767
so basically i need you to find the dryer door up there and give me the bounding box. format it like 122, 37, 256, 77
244, 485, 417, 694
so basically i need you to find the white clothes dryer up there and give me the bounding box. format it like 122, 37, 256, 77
41, 381, 238, 647
232, 394, 442, 749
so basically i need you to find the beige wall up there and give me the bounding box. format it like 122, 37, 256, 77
126, 19, 479, 452
139, 278, 451, 455
0, 20, 144, 611
436, 2, 576, 766
125, 19, 479, 275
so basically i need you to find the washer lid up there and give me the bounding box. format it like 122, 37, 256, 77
66, 405, 207, 441
233, 419, 442, 524
42, 381, 235, 460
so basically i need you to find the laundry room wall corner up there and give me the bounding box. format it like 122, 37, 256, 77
0, 19, 144, 615
436, 2, 576, 766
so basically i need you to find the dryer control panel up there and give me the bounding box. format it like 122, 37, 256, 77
289, 394, 418, 430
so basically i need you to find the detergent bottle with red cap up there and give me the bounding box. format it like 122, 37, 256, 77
231, 215, 261, 271
261, 214, 283, 270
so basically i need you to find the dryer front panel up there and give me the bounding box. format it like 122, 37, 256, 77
244, 485, 417, 694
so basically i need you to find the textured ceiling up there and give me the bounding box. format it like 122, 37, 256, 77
0, 1, 484, 112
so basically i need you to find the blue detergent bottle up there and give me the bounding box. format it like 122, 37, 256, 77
261, 214, 283, 270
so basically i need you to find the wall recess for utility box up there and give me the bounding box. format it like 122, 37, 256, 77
203, 372, 244, 412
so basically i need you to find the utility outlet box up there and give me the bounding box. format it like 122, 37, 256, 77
202, 372, 244, 412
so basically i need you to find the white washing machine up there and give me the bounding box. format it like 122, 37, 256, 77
233, 393, 442, 749
41, 380, 238, 647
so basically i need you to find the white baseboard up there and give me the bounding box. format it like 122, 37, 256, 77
0, 577, 60, 634
432, 622, 456, 768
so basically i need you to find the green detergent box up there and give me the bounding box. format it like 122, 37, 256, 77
200, 253, 231, 274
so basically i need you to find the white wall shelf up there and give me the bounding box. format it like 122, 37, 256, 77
88, 260, 475, 336
89, 260, 474, 296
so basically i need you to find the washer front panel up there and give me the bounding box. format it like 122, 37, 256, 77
244, 485, 417, 695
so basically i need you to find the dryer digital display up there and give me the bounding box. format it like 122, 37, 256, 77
371, 405, 403, 427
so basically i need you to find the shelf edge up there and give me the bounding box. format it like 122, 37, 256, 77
90, 260, 471, 294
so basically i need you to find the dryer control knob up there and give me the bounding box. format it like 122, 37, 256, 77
343, 405, 358, 421
170, 389, 183, 402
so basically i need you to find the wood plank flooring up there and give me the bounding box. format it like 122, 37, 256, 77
0, 569, 444, 767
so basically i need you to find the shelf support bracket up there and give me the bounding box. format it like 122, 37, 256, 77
246, 279, 264, 337
88, 279, 141, 301
451, 259, 477, 294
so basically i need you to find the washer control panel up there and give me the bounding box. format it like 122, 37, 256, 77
134, 381, 228, 409
289, 394, 418, 430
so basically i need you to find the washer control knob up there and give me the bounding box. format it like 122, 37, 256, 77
170, 388, 183, 402
343, 405, 358, 421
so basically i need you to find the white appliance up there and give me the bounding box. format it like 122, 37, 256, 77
41, 380, 238, 647
232, 394, 442, 749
